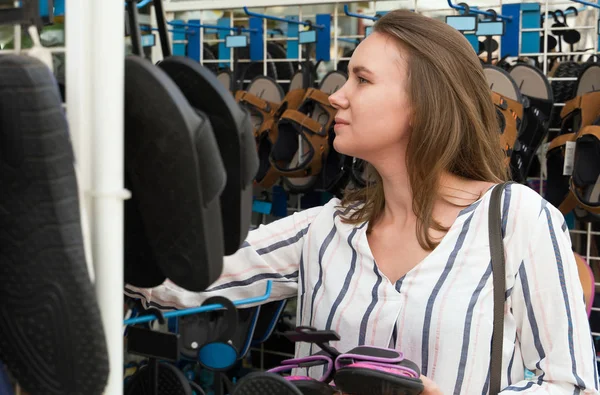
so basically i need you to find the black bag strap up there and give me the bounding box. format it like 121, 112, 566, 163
489, 181, 512, 394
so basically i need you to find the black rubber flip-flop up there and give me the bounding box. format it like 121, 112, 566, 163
124, 56, 227, 292
0, 55, 109, 394
158, 56, 258, 256
125, 362, 192, 395
509, 64, 554, 183
233, 372, 304, 395
333, 347, 424, 395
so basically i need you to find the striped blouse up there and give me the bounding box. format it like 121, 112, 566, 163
125, 183, 599, 394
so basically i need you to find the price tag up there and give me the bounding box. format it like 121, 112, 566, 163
563, 141, 576, 176
225, 35, 248, 48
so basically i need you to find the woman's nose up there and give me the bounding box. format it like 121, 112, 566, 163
328, 85, 349, 109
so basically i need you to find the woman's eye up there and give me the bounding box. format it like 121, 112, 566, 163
357, 77, 368, 84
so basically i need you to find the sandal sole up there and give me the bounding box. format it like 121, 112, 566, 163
0, 55, 108, 394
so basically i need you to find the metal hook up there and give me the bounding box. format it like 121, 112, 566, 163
343, 5, 379, 21
564, 6, 579, 18
569, 0, 600, 10
243, 7, 325, 29
447, 0, 512, 21
554, 9, 566, 22
457, 2, 471, 15
485, 8, 498, 21
167, 20, 258, 34
123, 0, 153, 9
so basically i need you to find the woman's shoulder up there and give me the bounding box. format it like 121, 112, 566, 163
496, 182, 566, 243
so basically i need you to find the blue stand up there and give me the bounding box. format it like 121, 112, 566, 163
217, 18, 231, 68
187, 19, 201, 62
249, 17, 264, 62
171, 19, 186, 56
316, 14, 331, 62
521, 3, 541, 55
501, 4, 521, 58
287, 16, 300, 59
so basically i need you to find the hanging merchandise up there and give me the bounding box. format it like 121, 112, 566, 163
545, 63, 600, 221
508, 64, 554, 183
483, 65, 525, 168
272, 71, 347, 193
236, 74, 286, 188
550, 61, 583, 131
124, 51, 227, 291
157, 56, 258, 256
0, 54, 109, 395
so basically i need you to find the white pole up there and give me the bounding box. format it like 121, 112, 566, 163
90, 1, 126, 394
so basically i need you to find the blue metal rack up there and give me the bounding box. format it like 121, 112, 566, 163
123, 280, 273, 326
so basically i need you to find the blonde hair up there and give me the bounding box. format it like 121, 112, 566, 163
341, 9, 509, 250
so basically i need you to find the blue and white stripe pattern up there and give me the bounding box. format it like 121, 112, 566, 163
125, 183, 599, 394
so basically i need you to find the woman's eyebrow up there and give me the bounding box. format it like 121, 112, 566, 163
351, 65, 374, 75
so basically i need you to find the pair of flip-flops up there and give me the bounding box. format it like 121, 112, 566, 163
234, 347, 424, 395
235, 65, 347, 193
545, 63, 600, 221
483, 64, 554, 183
124, 3, 258, 292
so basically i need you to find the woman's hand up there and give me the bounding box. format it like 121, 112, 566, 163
421, 375, 443, 395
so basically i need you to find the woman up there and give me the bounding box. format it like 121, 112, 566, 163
125, 10, 599, 394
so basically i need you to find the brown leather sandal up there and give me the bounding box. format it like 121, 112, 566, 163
270, 71, 347, 193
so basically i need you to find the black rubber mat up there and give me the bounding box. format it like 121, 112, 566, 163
0, 55, 109, 394
159, 56, 258, 255
125, 363, 192, 395
233, 372, 303, 395
125, 56, 226, 292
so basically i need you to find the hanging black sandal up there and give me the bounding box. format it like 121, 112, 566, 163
0, 55, 109, 394
509, 64, 554, 183
159, 56, 258, 256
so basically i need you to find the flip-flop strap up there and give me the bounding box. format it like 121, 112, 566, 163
334, 350, 405, 371
569, 126, 600, 214
235, 90, 276, 115
560, 91, 600, 129
269, 109, 329, 177
267, 355, 333, 382
492, 92, 522, 156
342, 361, 420, 379
280, 109, 327, 136
304, 88, 335, 108
548, 132, 577, 151
279, 89, 308, 114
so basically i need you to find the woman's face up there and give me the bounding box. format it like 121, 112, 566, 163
329, 32, 412, 163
